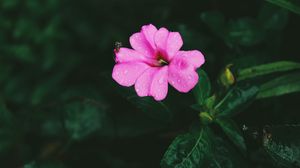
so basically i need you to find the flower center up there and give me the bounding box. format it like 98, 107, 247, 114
156, 53, 169, 66
158, 58, 168, 66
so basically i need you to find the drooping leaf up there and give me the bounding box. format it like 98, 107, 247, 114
237, 61, 300, 81
256, 72, 300, 99
193, 69, 211, 106
161, 127, 211, 168
216, 118, 247, 154
266, 0, 300, 15
263, 124, 300, 167
214, 85, 259, 117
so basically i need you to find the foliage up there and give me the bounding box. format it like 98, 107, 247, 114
0, 0, 300, 168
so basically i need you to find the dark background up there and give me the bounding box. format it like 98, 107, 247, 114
0, 0, 300, 167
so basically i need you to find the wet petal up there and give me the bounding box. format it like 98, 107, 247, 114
150, 66, 169, 101
168, 59, 199, 93
154, 28, 183, 61
115, 47, 149, 63
134, 67, 156, 97
112, 62, 150, 87
166, 32, 183, 60
141, 24, 157, 51
175, 50, 205, 69
130, 32, 155, 58
154, 28, 169, 57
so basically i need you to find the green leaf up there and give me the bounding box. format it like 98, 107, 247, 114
226, 18, 264, 47
256, 72, 300, 99
205, 136, 250, 168
0, 99, 13, 126
64, 100, 105, 140
216, 118, 247, 154
24, 161, 66, 168
266, 0, 300, 15
214, 85, 259, 117
127, 96, 172, 123
237, 61, 300, 81
263, 124, 300, 167
193, 69, 211, 105
258, 3, 289, 31
161, 127, 211, 168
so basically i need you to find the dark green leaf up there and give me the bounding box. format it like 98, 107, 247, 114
64, 100, 105, 140
263, 124, 300, 167
257, 72, 300, 99
161, 127, 211, 168
205, 136, 250, 168
266, 0, 300, 15
127, 96, 172, 123
193, 69, 211, 105
226, 18, 264, 47
237, 61, 300, 81
0, 99, 13, 126
214, 85, 259, 117
24, 161, 67, 168
259, 3, 289, 31
216, 118, 247, 154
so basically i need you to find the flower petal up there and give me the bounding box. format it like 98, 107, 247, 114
130, 32, 155, 58
154, 28, 183, 61
168, 58, 199, 93
141, 24, 157, 51
154, 28, 169, 54
166, 32, 183, 60
112, 62, 150, 87
174, 50, 205, 69
134, 67, 156, 97
115, 47, 148, 63
150, 66, 169, 101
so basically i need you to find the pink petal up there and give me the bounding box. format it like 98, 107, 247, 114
150, 66, 169, 101
134, 67, 157, 97
154, 28, 183, 61
130, 32, 155, 59
154, 28, 169, 55
166, 32, 183, 60
168, 58, 199, 93
115, 47, 148, 63
141, 24, 158, 51
175, 50, 205, 69
112, 62, 150, 87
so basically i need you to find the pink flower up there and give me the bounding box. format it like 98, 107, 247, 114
112, 24, 205, 101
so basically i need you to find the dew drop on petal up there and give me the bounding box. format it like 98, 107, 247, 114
159, 77, 164, 84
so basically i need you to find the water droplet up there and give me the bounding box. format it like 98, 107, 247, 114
159, 78, 164, 84
177, 79, 181, 83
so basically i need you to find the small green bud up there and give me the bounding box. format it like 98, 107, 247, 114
199, 112, 213, 125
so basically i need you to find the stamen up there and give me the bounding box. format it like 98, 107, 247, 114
158, 58, 169, 66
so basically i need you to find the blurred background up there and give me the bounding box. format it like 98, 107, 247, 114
0, 0, 300, 167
